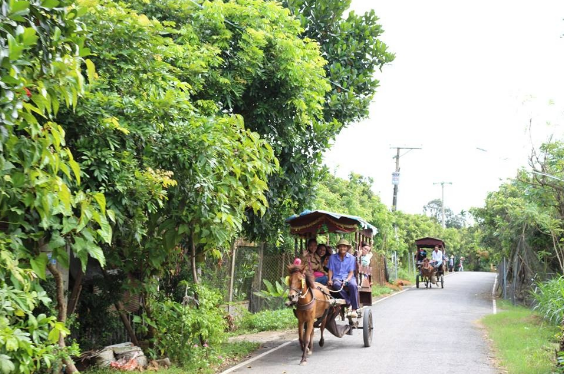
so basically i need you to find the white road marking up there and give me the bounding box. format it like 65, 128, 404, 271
220, 339, 297, 374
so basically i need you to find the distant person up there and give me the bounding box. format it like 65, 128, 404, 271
458, 258, 464, 272
449, 255, 454, 272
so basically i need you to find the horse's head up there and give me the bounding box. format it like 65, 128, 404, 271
285, 264, 306, 307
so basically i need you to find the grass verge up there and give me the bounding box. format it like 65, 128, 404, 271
482, 300, 559, 374
231, 308, 295, 335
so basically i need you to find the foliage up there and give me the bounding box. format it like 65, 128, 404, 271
0, 0, 109, 371
532, 276, 564, 325
237, 308, 296, 333
313, 172, 393, 251
0, 249, 78, 374
253, 278, 288, 300
148, 284, 227, 367
283, 0, 395, 124
482, 300, 559, 374
422, 199, 467, 229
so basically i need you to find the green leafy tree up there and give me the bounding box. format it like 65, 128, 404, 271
0, 0, 110, 371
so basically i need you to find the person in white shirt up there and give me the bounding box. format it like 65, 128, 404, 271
431, 245, 443, 270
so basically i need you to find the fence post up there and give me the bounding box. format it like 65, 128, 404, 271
227, 240, 237, 314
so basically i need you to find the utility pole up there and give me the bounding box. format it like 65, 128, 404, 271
433, 181, 452, 228
391, 146, 421, 211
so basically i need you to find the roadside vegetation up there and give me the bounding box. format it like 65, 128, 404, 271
482, 300, 559, 374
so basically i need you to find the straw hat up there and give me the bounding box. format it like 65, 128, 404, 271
336, 238, 352, 249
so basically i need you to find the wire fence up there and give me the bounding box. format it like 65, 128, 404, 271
495, 235, 555, 306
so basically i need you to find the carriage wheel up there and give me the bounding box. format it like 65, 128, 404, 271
440, 275, 444, 288
416, 274, 420, 288
363, 308, 373, 347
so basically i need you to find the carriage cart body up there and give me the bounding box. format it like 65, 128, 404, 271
285, 210, 376, 347
414, 237, 445, 289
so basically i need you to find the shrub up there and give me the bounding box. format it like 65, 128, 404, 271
238, 308, 295, 333
532, 276, 564, 325
148, 284, 227, 368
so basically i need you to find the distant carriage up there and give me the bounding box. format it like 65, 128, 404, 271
414, 237, 445, 289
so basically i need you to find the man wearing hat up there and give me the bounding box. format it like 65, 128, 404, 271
327, 238, 360, 318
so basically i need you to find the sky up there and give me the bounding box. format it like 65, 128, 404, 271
323, 0, 564, 215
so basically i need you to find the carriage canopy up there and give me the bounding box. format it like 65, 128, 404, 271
285, 210, 377, 238
414, 237, 445, 249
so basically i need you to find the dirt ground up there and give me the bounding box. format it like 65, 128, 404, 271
228, 329, 296, 344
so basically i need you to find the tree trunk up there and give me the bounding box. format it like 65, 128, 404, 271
191, 233, 199, 284
47, 263, 79, 374
66, 268, 84, 317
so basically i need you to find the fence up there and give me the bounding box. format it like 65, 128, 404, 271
200, 242, 389, 313
495, 235, 551, 305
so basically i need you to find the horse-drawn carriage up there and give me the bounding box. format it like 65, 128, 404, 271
414, 237, 445, 289
284, 210, 375, 364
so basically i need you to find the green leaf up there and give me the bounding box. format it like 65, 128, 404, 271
30, 253, 49, 280
21, 28, 38, 47
65, 149, 80, 185
0, 354, 15, 374
41, 0, 60, 9
86, 243, 105, 267
93, 192, 106, 215
85, 59, 96, 83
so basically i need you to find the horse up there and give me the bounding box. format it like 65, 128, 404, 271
286, 264, 331, 365
420, 258, 436, 287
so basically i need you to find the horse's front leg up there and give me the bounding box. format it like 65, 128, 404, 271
300, 320, 312, 365
308, 319, 315, 354
298, 318, 305, 352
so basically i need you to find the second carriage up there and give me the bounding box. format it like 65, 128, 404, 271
414, 237, 446, 289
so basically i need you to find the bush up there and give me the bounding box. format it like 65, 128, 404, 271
532, 276, 564, 325
238, 308, 295, 333
0, 248, 77, 373
148, 284, 227, 369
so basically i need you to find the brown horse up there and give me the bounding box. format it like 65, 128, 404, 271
286, 264, 331, 365
420, 258, 436, 286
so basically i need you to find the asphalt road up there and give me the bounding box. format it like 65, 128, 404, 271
223, 271, 500, 374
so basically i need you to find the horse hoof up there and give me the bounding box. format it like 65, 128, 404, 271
300, 361, 308, 366
319, 339, 324, 347
308, 350, 312, 355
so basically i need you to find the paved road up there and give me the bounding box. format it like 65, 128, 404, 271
224, 271, 500, 374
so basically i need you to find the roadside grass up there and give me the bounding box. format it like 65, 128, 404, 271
482, 300, 559, 374
83, 341, 258, 374
372, 284, 395, 298
231, 308, 296, 335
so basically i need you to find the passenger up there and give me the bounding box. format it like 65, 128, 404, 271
430, 245, 443, 271
359, 244, 373, 286
415, 247, 427, 269
301, 238, 328, 285
316, 244, 331, 273
328, 238, 361, 318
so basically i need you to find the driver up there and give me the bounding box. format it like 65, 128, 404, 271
327, 238, 360, 318
430, 245, 443, 270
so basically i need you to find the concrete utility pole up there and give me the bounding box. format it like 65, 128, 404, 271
391, 146, 421, 211
433, 181, 452, 228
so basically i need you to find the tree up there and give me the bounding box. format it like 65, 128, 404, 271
0, 0, 111, 371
